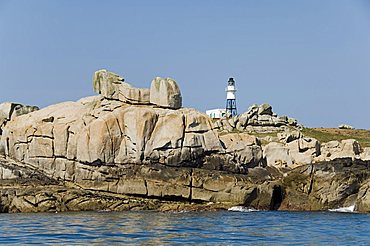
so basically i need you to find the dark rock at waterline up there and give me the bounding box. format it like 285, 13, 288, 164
1, 156, 370, 213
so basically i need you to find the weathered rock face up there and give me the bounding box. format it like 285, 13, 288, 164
2, 155, 370, 213
93, 70, 182, 109
257, 103, 273, 115
93, 69, 123, 96
0, 157, 221, 213
277, 129, 302, 143
213, 103, 300, 133
263, 137, 320, 168
357, 178, 370, 212
360, 147, 370, 161
0, 102, 38, 131
0, 102, 39, 158
264, 142, 293, 168
150, 77, 182, 109
1, 97, 223, 167
93, 69, 150, 105
218, 133, 263, 172
315, 139, 362, 162
278, 159, 370, 212
0, 156, 276, 213
0, 91, 265, 206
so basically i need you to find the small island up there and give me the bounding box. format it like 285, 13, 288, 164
0, 70, 369, 213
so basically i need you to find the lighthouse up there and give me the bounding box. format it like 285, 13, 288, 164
225, 77, 237, 117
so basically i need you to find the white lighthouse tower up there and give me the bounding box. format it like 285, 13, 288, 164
225, 77, 237, 117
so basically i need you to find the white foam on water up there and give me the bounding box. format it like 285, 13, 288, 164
328, 204, 356, 213
228, 206, 259, 212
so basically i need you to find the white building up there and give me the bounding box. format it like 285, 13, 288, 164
206, 108, 226, 119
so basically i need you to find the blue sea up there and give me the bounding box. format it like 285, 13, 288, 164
0, 209, 369, 245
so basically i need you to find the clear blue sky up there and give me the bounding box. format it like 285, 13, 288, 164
1, 0, 370, 128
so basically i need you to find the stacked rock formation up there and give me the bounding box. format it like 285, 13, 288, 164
258, 127, 370, 169
1, 72, 262, 171
263, 129, 321, 168
213, 103, 300, 133
93, 69, 182, 109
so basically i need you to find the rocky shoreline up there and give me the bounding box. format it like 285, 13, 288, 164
0, 70, 369, 213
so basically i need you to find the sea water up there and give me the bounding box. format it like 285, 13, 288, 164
0, 209, 369, 245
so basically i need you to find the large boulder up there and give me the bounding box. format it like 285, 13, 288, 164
286, 137, 320, 166
223, 103, 302, 133
338, 124, 354, 130
150, 77, 182, 109
93, 70, 182, 109
93, 69, 150, 104
277, 129, 302, 143
263, 137, 320, 168
317, 139, 361, 161
219, 133, 263, 168
93, 69, 123, 98
258, 103, 273, 115
263, 142, 293, 168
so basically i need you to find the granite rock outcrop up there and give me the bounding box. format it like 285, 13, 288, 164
150, 77, 182, 109
0, 102, 39, 131
263, 136, 321, 168
213, 103, 300, 133
1, 96, 263, 172
93, 69, 182, 109
0, 70, 264, 209
93, 69, 150, 105
261, 133, 368, 169
1, 70, 370, 213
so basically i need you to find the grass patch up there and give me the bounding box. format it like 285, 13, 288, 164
302, 128, 370, 147
247, 131, 279, 138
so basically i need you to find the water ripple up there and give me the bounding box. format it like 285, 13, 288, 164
0, 210, 369, 245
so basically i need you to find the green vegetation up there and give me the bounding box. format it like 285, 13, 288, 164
247, 131, 279, 138
302, 128, 370, 147
218, 128, 242, 136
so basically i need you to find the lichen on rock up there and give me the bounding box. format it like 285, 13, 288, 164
150, 77, 182, 109
93, 69, 182, 109
93, 69, 150, 105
